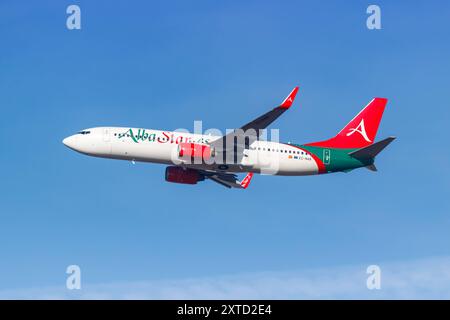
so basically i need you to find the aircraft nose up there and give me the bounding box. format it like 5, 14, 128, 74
62, 135, 78, 150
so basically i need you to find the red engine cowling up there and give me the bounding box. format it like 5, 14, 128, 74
165, 166, 203, 185
178, 143, 213, 160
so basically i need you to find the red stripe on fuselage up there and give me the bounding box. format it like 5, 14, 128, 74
287, 144, 327, 174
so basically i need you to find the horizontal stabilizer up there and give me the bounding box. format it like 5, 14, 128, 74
349, 136, 396, 159
366, 164, 378, 171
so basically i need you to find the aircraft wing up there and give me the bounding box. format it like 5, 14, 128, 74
200, 170, 254, 189
210, 86, 299, 152
239, 86, 299, 134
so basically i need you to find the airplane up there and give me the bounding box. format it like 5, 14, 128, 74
62, 87, 395, 189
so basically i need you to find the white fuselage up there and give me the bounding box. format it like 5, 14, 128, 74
63, 127, 322, 176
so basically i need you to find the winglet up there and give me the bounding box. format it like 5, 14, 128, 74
278, 86, 299, 109
240, 172, 254, 189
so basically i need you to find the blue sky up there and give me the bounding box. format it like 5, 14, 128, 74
0, 0, 449, 298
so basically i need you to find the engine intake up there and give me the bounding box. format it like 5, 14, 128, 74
165, 166, 204, 185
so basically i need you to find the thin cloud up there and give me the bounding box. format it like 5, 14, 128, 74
1, 256, 450, 299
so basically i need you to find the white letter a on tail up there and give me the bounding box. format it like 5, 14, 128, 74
346, 119, 372, 142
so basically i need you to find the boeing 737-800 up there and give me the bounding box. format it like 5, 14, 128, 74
63, 87, 395, 188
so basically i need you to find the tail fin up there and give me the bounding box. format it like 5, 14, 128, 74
306, 98, 388, 149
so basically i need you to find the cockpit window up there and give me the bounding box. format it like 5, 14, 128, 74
77, 130, 91, 135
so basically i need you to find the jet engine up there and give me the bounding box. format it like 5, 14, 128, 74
165, 166, 204, 185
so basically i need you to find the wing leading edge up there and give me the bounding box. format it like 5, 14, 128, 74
240, 86, 299, 133
210, 86, 299, 151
